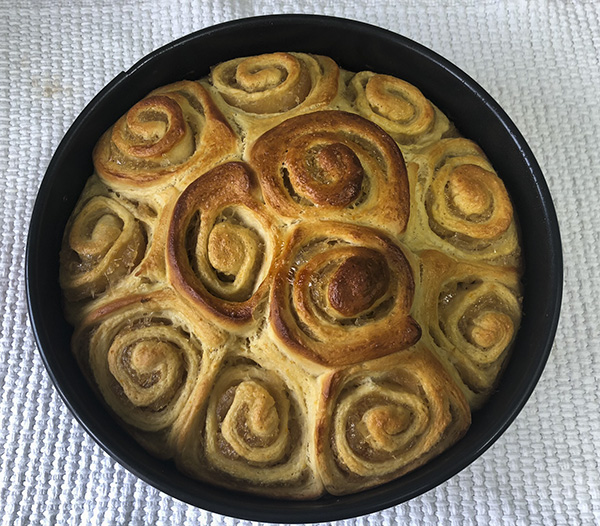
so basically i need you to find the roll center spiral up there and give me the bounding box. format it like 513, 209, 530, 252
113, 95, 194, 162
91, 214, 123, 246
365, 75, 417, 122
447, 165, 493, 217
466, 311, 514, 349
207, 221, 260, 280
128, 340, 170, 383
360, 405, 412, 452
71, 212, 124, 260
285, 141, 364, 207
240, 382, 279, 443
327, 254, 390, 317
236, 61, 287, 92
109, 336, 184, 410
220, 380, 287, 462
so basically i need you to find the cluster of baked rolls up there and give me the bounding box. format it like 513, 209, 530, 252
60, 52, 522, 498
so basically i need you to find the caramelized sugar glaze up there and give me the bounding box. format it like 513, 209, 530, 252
60, 52, 522, 498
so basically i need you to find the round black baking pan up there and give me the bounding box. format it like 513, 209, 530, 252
26, 14, 562, 523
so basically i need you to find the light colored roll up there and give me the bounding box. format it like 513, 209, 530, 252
177, 356, 323, 499
414, 250, 522, 408
210, 52, 339, 115
60, 194, 146, 304
72, 290, 226, 457
350, 71, 450, 146
405, 138, 521, 265
315, 346, 470, 495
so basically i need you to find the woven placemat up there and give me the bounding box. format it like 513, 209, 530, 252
1, 1, 599, 524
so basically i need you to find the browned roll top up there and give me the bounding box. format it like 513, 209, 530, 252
249, 110, 410, 235
327, 252, 390, 317
93, 80, 238, 189
269, 221, 421, 367
167, 161, 278, 331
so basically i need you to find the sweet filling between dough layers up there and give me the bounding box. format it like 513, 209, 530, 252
60, 52, 523, 499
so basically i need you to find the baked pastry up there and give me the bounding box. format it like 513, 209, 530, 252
59, 52, 523, 498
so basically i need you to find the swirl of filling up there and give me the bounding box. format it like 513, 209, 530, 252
168, 162, 277, 331
270, 221, 420, 367
351, 72, 438, 143
249, 110, 410, 234
334, 384, 430, 476
75, 293, 205, 435
201, 360, 311, 490
416, 138, 519, 263
416, 250, 522, 407
60, 195, 146, 303
93, 80, 237, 188
210, 52, 339, 114
430, 161, 513, 239
112, 95, 194, 162
285, 139, 364, 207
315, 347, 471, 495
437, 277, 521, 390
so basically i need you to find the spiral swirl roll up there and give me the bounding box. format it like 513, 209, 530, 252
316, 347, 470, 495
270, 221, 420, 367
350, 71, 449, 145
210, 52, 339, 115
72, 291, 225, 456
168, 162, 278, 331
415, 250, 522, 408
250, 110, 410, 234
60, 194, 146, 304
93, 80, 237, 190
180, 358, 321, 498
407, 138, 520, 264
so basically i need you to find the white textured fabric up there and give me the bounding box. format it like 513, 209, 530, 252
1, 1, 599, 524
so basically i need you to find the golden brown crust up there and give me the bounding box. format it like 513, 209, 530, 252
249, 110, 410, 235
269, 221, 420, 367
167, 161, 279, 332
59, 53, 523, 499
93, 80, 239, 191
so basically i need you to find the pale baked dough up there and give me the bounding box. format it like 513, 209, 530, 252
59, 52, 522, 498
